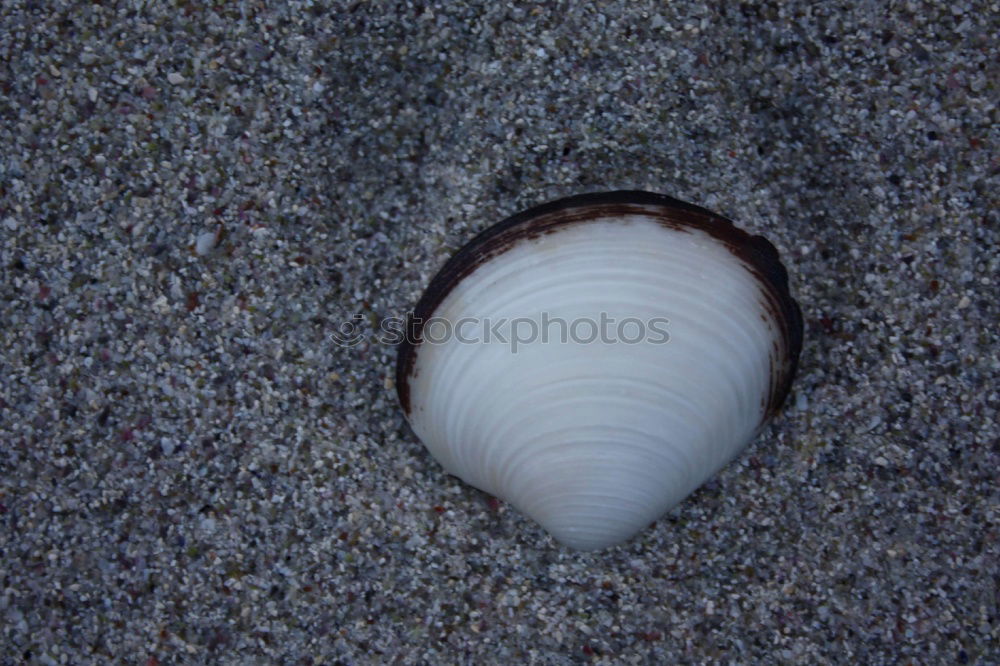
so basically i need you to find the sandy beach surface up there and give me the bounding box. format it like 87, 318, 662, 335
1, 1, 996, 663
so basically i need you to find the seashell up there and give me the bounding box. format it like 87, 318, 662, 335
396, 191, 803, 550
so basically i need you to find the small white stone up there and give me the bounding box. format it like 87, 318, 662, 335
87, 87, 98, 102
195, 230, 217, 255
858, 414, 883, 433
3, 217, 17, 231
167, 72, 185, 85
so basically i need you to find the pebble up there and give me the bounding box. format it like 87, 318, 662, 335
195, 230, 217, 255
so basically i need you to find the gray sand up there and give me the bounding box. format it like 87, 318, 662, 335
1, 1, 996, 663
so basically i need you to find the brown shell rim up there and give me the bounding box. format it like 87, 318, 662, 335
395, 190, 803, 422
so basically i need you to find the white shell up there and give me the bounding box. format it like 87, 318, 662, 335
398, 192, 801, 550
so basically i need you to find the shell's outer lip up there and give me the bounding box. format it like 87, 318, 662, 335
396, 190, 803, 423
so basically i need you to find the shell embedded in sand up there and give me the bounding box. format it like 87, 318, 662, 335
397, 191, 803, 550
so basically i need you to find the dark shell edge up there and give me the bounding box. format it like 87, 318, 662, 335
395, 190, 804, 425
